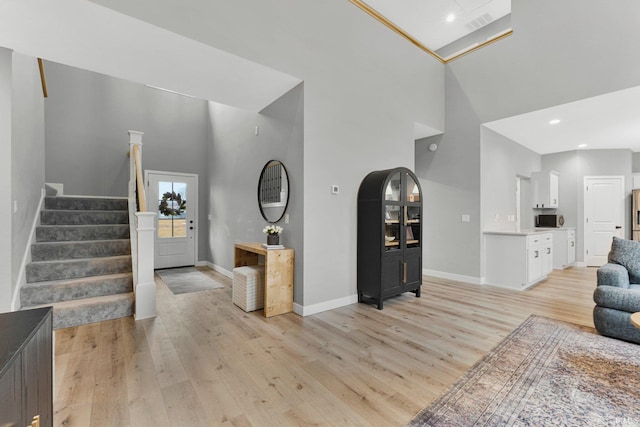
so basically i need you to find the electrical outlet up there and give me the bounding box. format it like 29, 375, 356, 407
284, 213, 290, 224
461, 214, 470, 223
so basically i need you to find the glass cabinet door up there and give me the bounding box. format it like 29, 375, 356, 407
384, 172, 402, 202
405, 173, 421, 249
384, 205, 401, 251
406, 205, 421, 249
384, 172, 421, 251
405, 172, 420, 203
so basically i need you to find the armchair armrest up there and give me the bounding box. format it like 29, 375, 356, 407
597, 263, 630, 289
594, 285, 640, 313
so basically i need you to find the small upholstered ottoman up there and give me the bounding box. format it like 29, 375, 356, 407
232, 265, 265, 312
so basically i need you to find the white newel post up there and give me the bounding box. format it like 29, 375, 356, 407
128, 130, 144, 181
135, 212, 156, 320
127, 130, 156, 320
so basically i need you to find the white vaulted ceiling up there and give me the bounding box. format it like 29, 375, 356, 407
484, 85, 640, 155
0, 0, 301, 111
363, 0, 511, 50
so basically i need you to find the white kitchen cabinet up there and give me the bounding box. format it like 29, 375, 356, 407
532, 170, 559, 209
541, 233, 553, 275
485, 232, 553, 290
551, 228, 576, 269
526, 242, 542, 283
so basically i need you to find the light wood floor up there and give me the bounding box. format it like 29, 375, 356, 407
53, 267, 597, 427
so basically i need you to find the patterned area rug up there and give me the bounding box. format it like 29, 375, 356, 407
408, 315, 640, 426
156, 267, 224, 295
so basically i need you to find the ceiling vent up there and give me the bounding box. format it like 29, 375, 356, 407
465, 13, 494, 31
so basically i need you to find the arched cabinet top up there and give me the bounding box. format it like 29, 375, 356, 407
358, 167, 422, 205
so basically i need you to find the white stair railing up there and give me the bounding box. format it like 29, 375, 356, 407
128, 130, 156, 320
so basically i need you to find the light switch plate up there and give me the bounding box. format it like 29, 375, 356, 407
331, 185, 339, 194
461, 214, 470, 223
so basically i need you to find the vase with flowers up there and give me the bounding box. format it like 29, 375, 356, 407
263, 225, 283, 245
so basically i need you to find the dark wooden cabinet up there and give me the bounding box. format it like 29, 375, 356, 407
0, 307, 53, 427
358, 167, 422, 309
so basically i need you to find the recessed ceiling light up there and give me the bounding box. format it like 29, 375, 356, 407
446, 13, 456, 23
578, 144, 588, 148
548, 119, 561, 125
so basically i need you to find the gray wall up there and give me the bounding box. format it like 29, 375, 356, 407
415, 67, 482, 279
44, 62, 211, 262
480, 127, 540, 233
11, 53, 45, 302
418, 0, 640, 281
90, 0, 445, 309
633, 152, 640, 174
0, 48, 12, 311
208, 84, 303, 303
543, 149, 633, 262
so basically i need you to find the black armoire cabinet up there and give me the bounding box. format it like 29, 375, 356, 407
358, 167, 422, 309
0, 307, 53, 427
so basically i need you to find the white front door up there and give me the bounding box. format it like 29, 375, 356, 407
146, 171, 198, 269
584, 176, 625, 266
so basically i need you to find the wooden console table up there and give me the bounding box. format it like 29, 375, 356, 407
234, 242, 294, 317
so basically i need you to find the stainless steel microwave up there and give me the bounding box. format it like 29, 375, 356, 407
536, 214, 564, 228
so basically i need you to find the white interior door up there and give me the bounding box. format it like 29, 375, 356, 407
146, 171, 197, 269
584, 176, 624, 266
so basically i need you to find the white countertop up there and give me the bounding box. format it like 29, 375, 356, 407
534, 227, 576, 230
484, 229, 544, 236
483, 227, 574, 236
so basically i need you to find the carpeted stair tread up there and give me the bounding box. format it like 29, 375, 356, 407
41, 209, 129, 225
23, 194, 135, 328
31, 239, 131, 261
20, 273, 133, 306
44, 196, 128, 211
28, 292, 135, 330
36, 224, 130, 242
26, 255, 132, 283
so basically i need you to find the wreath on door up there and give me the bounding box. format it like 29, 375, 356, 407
158, 191, 186, 216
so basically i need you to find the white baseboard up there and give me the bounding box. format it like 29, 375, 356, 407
294, 294, 358, 317
574, 261, 587, 267
12, 188, 46, 311
205, 262, 233, 278
423, 268, 484, 285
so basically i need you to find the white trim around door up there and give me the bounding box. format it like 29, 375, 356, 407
145, 170, 199, 269
584, 175, 625, 267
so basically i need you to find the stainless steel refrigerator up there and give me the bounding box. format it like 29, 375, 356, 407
633, 189, 640, 241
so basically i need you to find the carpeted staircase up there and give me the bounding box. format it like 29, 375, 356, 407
21, 196, 135, 329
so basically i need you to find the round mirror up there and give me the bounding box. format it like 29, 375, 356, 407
258, 160, 289, 223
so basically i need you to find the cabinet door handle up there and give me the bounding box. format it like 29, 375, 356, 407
534, 250, 539, 258
403, 262, 407, 283
571, 241, 574, 247
547, 248, 551, 254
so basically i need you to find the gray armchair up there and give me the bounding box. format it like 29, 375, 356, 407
593, 237, 640, 344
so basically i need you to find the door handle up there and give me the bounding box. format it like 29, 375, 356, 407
403, 262, 407, 284
615, 226, 622, 229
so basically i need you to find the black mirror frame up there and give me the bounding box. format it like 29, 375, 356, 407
257, 160, 290, 223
